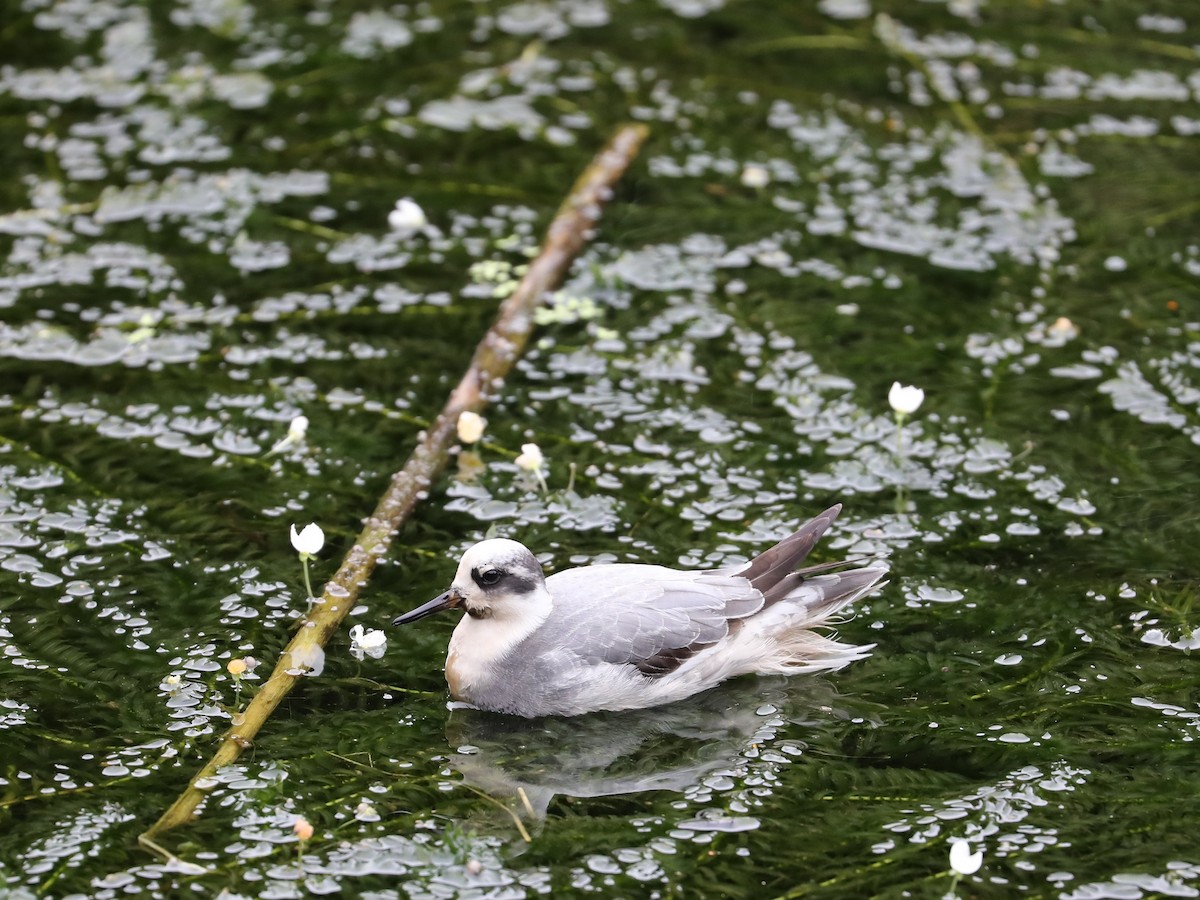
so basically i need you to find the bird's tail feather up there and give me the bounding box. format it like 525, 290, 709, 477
739, 504, 842, 596
677, 567, 884, 686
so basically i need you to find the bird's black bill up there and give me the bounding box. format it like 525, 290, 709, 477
392, 590, 460, 626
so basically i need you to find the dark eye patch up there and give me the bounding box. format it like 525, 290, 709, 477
472, 567, 503, 588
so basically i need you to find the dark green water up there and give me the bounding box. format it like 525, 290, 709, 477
2, 1, 1198, 897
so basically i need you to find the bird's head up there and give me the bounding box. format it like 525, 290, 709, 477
393, 538, 548, 626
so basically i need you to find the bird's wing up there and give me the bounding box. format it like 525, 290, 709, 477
540, 565, 764, 676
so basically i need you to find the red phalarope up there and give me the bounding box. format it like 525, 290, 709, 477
393, 504, 885, 717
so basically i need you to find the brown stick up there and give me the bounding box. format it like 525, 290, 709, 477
140, 123, 649, 847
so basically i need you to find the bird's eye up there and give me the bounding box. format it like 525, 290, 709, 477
477, 569, 502, 586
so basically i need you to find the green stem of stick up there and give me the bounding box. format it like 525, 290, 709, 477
301, 555, 315, 600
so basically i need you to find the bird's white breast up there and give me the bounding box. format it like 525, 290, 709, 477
444, 592, 553, 700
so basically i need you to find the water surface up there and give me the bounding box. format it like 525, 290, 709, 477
1, 1, 1198, 897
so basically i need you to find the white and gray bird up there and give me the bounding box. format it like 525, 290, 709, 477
393, 504, 886, 717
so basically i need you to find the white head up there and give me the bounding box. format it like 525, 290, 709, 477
451, 539, 548, 619
393, 538, 548, 626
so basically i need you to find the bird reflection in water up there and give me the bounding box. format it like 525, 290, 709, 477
442, 675, 879, 830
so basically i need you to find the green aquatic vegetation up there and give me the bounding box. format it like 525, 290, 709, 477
3, 0, 1200, 897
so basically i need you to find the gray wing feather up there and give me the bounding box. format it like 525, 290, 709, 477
530, 503, 872, 679
537, 565, 763, 673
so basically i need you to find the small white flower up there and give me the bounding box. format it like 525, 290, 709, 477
949, 839, 983, 875
456, 411, 486, 444
287, 415, 309, 442
514, 442, 544, 473
267, 415, 309, 456
388, 197, 427, 232
349, 624, 387, 661
290, 522, 325, 557
1046, 316, 1078, 342
740, 164, 771, 189
292, 523, 324, 600
888, 381, 925, 415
